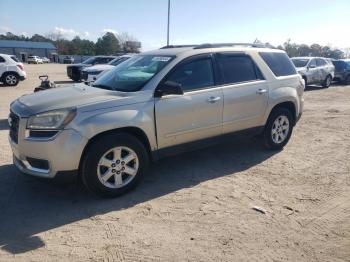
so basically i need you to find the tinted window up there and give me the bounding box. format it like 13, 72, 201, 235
216, 54, 262, 84
166, 57, 214, 92
332, 61, 349, 71
0, 56, 5, 63
316, 58, 327, 67
259, 52, 297, 76
11, 56, 19, 62
309, 59, 316, 67
291, 58, 309, 67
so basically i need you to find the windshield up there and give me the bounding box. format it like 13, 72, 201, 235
93, 55, 174, 92
108, 56, 130, 66
82, 57, 96, 64
291, 58, 309, 67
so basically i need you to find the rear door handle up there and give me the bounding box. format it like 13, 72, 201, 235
256, 88, 267, 94
207, 96, 221, 103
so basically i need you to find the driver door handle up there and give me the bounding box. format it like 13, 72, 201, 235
256, 88, 267, 94
207, 96, 221, 103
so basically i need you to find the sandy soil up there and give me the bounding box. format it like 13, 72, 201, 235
0, 64, 349, 261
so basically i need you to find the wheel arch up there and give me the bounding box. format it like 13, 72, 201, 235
268, 101, 297, 126
79, 126, 153, 172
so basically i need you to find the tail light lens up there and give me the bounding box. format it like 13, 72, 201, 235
17, 64, 24, 71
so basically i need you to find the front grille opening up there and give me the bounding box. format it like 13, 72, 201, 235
29, 130, 59, 138
26, 157, 49, 170
9, 112, 20, 144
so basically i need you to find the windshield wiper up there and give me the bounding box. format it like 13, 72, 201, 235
92, 84, 114, 90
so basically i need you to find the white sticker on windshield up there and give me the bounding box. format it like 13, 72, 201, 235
152, 56, 172, 62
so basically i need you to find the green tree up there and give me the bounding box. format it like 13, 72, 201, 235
95, 32, 121, 55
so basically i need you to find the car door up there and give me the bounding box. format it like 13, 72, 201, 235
306, 59, 318, 84
215, 52, 269, 133
0, 56, 6, 77
155, 54, 223, 149
316, 58, 327, 83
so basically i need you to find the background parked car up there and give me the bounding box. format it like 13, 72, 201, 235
81, 55, 132, 84
67, 56, 116, 82
291, 57, 334, 88
0, 53, 26, 86
27, 56, 43, 64
330, 60, 350, 84
63, 56, 74, 64
41, 57, 50, 63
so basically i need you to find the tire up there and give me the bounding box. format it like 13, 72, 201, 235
81, 133, 149, 198
344, 75, 350, 85
263, 108, 294, 150
322, 75, 332, 88
3, 72, 19, 86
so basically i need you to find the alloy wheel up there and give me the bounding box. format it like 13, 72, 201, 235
271, 115, 290, 144
97, 146, 139, 189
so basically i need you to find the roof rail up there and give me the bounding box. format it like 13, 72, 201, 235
160, 45, 198, 49
193, 43, 269, 49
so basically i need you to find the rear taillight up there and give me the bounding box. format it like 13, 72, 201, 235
17, 64, 24, 71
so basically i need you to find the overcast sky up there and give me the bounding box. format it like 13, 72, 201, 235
0, 0, 349, 51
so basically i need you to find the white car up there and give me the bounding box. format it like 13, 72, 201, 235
27, 56, 43, 64
81, 55, 132, 83
0, 54, 26, 86
41, 57, 50, 63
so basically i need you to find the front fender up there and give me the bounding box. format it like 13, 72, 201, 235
71, 101, 157, 150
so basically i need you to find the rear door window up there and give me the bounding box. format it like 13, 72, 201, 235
216, 53, 263, 84
259, 52, 297, 76
316, 58, 327, 67
11, 56, 19, 62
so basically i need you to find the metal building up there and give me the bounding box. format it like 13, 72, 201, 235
0, 40, 58, 62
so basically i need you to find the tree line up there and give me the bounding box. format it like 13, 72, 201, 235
0, 31, 141, 55
277, 39, 345, 59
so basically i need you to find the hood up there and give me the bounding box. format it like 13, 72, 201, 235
68, 63, 90, 68
296, 67, 307, 73
15, 84, 144, 116
83, 64, 114, 72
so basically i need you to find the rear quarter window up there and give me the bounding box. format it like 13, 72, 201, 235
259, 52, 297, 77
11, 56, 19, 62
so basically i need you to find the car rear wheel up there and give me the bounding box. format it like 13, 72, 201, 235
344, 75, 350, 85
81, 133, 149, 198
3, 73, 19, 86
263, 108, 293, 150
322, 75, 332, 88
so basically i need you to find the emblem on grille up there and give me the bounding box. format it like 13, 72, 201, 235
8, 116, 12, 127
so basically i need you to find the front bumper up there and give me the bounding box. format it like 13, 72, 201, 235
9, 122, 88, 178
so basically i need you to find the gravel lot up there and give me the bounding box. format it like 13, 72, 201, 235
0, 64, 349, 261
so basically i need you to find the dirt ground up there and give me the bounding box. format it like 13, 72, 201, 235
0, 64, 349, 262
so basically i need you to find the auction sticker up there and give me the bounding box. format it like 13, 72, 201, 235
152, 57, 172, 62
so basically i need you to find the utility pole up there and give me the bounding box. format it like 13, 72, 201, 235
167, 0, 170, 46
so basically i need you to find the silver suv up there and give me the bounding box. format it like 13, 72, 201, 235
291, 57, 334, 88
9, 44, 304, 197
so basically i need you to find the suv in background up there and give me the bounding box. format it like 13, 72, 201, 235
63, 56, 74, 64
67, 56, 116, 81
332, 60, 350, 84
9, 44, 304, 197
81, 55, 132, 84
0, 54, 26, 86
291, 57, 334, 88
27, 56, 43, 64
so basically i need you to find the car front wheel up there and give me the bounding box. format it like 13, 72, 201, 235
263, 108, 293, 150
81, 133, 149, 198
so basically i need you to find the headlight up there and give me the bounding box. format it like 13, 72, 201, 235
89, 70, 103, 75
27, 108, 76, 130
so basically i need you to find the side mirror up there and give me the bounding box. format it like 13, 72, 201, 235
155, 81, 184, 97
308, 64, 316, 69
